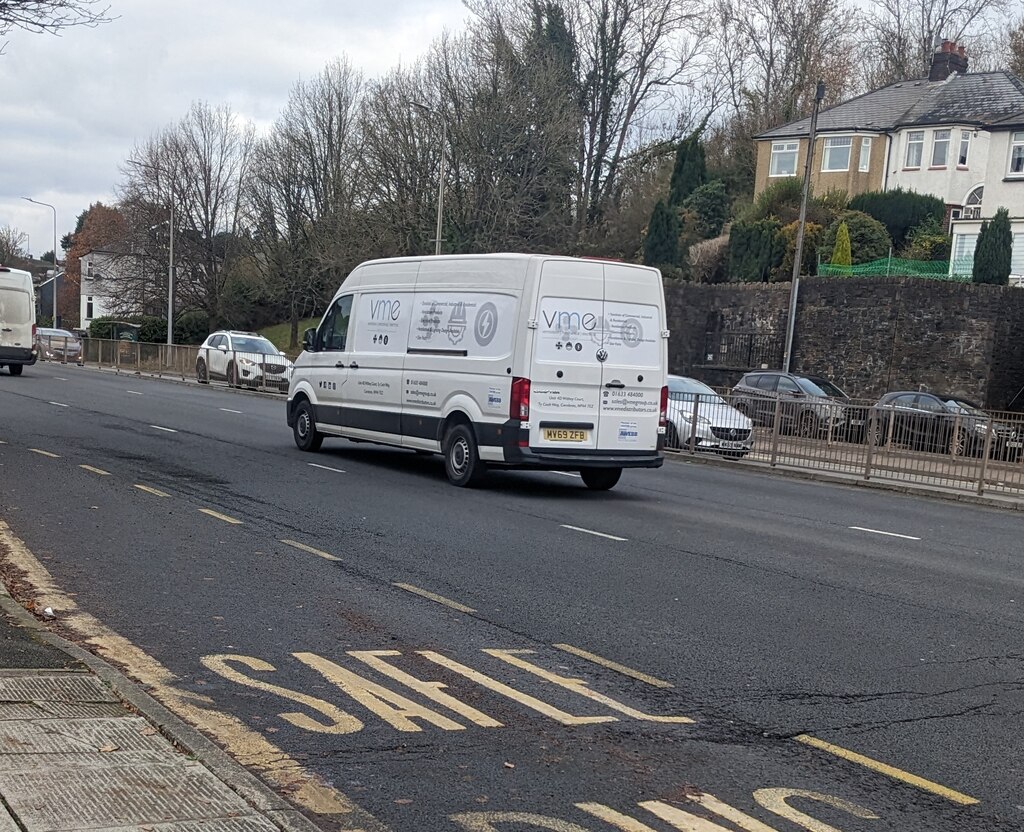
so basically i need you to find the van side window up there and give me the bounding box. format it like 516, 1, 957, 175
319, 295, 354, 352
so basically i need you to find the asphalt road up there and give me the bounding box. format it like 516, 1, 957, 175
0, 361, 1021, 832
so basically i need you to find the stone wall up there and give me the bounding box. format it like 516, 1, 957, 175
664, 276, 1024, 409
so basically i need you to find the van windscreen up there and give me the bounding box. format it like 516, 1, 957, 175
0, 288, 32, 326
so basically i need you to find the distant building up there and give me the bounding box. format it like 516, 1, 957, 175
79, 249, 120, 328
754, 40, 1024, 278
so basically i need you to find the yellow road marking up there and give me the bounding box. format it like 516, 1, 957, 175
486, 649, 693, 724
79, 464, 110, 476
418, 650, 616, 727
553, 643, 674, 689
29, 448, 60, 458
198, 508, 243, 525
280, 539, 341, 562
393, 582, 476, 613
0, 519, 386, 828
794, 734, 979, 806
133, 484, 170, 498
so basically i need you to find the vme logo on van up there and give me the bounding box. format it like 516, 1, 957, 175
369, 298, 402, 321
542, 309, 599, 333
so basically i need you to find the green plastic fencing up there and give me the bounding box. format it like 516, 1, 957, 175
818, 257, 970, 281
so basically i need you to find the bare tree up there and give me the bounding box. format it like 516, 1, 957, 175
0, 0, 112, 37
862, 0, 1009, 85
119, 101, 254, 326
0, 224, 27, 263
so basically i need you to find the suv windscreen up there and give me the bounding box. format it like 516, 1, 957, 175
230, 337, 278, 355
797, 377, 847, 399
946, 399, 987, 417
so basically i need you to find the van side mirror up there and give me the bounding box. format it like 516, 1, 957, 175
302, 328, 317, 352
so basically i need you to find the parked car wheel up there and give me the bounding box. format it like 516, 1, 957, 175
664, 422, 681, 450
443, 423, 486, 487
292, 400, 323, 452
797, 410, 819, 438
196, 358, 209, 384
948, 426, 967, 458
580, 467, 622, 491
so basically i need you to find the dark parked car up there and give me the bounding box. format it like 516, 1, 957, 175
870, 391, 1022, 459
35, 327, 82, 364
731, 371, 863, 439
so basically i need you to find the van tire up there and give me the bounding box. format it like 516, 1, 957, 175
9, 365, 23, 376
443, 423, 486, 487
580, 467, 621, 491
292, 400, 323, 452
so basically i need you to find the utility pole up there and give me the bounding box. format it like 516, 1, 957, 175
411, 102, 447, 255
783, 81, 826, 374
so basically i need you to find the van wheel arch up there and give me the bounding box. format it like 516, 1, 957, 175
438, 410, 475, 444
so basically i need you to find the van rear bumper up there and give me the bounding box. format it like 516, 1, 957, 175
505, 448, 664, 470
0, 347, 37, 366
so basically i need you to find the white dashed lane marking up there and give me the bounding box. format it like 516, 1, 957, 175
849, 526, 921, 541
561, 524, 628, 542
150, 425, 178, 433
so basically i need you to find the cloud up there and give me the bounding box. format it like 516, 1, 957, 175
0, 0, 468, 257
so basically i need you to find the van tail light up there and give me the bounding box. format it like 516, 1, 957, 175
511, 377, 531, 447
659, 385, 669, 431
511, 377, 531, 422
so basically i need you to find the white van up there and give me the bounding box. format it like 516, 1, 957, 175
286, 254, 669, 489
0, 267, 37, 376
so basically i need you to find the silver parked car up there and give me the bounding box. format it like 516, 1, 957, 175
665, 375, 754, 459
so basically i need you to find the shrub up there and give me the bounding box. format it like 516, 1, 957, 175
668, 133, 707, 207
819, 210, 892, 265
831, 222, 853, 273
643, 199, 681, 267
728, 219, 785, 282
972, 207, 1012, 285
849, 188, 945, 250
685, 234, 730, 283
901, 217, 951, 262
136, 316, 168, 343
682, 180, 730, 240
173, 310, 210, 344
744, 177, 805, 224
778, 220, 824, 280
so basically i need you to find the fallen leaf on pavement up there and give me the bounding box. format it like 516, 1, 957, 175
98, 745, 119, 753
503, 762, 515, 769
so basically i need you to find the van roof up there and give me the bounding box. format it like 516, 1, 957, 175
357, 253, 656, 269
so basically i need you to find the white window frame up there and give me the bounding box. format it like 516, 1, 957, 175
85, 297, 94, 319
931, 129, 950, 167
821, 136, 853, 172
958, 130, 971, 167
858, 137, 872, 172
1009, 131, 1024, 176
905, 130, 924, 168
769, 141, 799, 177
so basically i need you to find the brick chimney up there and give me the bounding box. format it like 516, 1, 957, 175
929, 39, 969, 81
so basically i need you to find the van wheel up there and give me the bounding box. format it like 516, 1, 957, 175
293, 400, 323, 452
580, 467, 622, 491
443, 423, 486, 487
9, 365, 23, 376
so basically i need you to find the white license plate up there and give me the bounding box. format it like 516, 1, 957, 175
543, 428, 589, 442
720, 440, 746, 449
1008, 441, 1023, 449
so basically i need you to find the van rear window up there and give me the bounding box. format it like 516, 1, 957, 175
0, 288, 31, 326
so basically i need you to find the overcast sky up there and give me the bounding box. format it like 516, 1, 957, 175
0, 0, 469, 259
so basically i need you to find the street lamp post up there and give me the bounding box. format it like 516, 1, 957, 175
128, 160, 175, 345
411, 101, 446, 256
21, 197, 58, 326
783, 81, 826, 374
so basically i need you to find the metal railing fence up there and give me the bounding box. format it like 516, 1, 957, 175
666, 389, 1024, 498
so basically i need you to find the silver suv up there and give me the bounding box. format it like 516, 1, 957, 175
731, 371, 858, 439
196, 331, 293, 390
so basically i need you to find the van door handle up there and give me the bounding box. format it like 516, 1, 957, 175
1, 328, 11, 332
335, 361, 347, 368
604, 380, 625, 389
349, 362, 359, 370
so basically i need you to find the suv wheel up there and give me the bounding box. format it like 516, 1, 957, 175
196, 358, 208, 383
664, 422, 680, 450
797, 410, 819, 438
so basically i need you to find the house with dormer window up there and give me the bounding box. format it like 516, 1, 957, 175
754, 40, 1024, 280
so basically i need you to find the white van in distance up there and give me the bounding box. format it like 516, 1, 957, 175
286, 254, 669, 489
0, 266, 37, 376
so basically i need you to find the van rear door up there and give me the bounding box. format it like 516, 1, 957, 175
595, 263, 664, 453
530, 259, 605, 451
0, 285, 33, 351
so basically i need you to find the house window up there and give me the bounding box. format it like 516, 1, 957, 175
86, 261, 93, 278
770, 141, 799, 177
905, 131, 924, 168
931, 129, 950, 167
821, 136, 852, 172
958, 131, 971, 167
962, 185, 983, 219
859, 137, 872, 172
86, 297, 94, 319
1013, 234, 1024, 277
951, 233, 979, 275
1010, 131, 1024, 175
